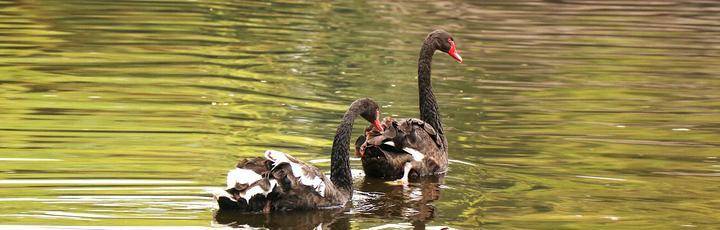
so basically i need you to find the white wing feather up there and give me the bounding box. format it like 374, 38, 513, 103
226, 168, 262, 189
382, 141, 424, 161
264, 150, 326, 197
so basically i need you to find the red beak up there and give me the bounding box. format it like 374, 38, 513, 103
448, 40, 463, 63
372, 119, 384, 132
372, 110, 383, 132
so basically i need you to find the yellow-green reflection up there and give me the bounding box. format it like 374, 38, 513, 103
0, 0, 719, 229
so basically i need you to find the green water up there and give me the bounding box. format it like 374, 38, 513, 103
1, 0, 719, 229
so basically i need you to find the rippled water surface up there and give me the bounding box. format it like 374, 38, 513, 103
1, 0, 719, 229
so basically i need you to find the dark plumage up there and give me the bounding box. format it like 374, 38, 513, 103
359, 117, 446, 181
212, 98, 382, 212
356, 30, 461, 182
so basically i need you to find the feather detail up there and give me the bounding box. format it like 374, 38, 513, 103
240, 179, 277, 201
208, 188, 236, 201
382, 141, 424, 162
264, 150, 326, 197
226, 168, 262, 189
300, 175, 326, 197
402, 147, 425, 161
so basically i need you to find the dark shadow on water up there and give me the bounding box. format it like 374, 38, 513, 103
213, 208, 350, 229
213, 176, 445, 229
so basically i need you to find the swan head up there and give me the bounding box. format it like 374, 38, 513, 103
352, 98, 383, 132
428, 30, 462, 63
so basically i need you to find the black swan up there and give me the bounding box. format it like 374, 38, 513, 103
212, 98, 383, 212
356, 30, 462, 183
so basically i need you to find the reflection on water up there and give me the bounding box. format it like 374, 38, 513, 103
214, 208, 348, 229
213, 177, 447, 229
355, 177, 444, 229
1, 0, 719, 229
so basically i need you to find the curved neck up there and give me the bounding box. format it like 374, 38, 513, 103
330, 110, 356, 195
418, 40, 444, 137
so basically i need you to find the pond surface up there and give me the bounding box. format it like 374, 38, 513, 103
1, 0, 719, 229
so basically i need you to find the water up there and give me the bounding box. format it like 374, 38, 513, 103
1, 0, 719, 229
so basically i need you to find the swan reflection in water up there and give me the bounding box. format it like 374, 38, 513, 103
355, 176, 444, 229
213, 208, 349, 229
213, 176, 445, 229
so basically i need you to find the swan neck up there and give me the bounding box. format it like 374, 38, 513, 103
418, 40, 445, 137
330, 110, 355, 195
